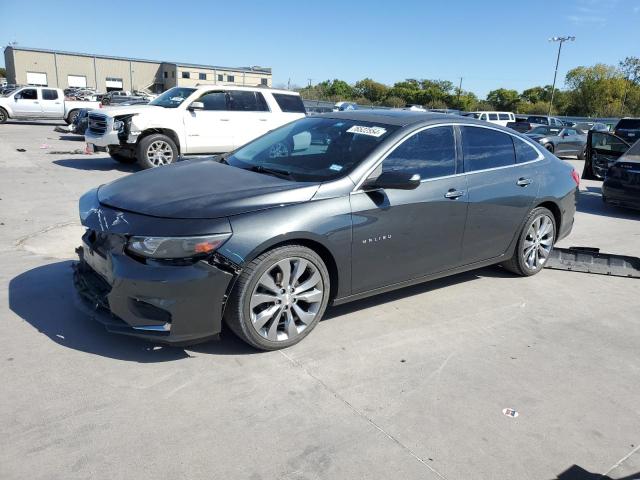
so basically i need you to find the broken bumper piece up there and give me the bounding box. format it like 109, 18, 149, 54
545, 247, 640, 278
73, 243, 235, 346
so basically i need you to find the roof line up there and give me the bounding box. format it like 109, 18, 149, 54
4, 45, 271, 74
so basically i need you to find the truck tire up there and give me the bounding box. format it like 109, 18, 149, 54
0, 108, 8, 124
65, 110, 79, 125
136, 134, 178, 169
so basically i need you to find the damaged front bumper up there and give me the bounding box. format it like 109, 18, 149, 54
73, 227, 237, 346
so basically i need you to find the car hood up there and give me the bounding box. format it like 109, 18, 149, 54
95, 104, 165, 117
526, 134, 551, 141
98, 159, 320, 219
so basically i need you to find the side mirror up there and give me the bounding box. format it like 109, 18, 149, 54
188, 101, 204, 110
363, 171, 421, 190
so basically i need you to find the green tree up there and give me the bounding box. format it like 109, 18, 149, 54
486, 88, 520, 111
565, 64, 626, 116
354, 78, 388, 103
0, 67, 6, 78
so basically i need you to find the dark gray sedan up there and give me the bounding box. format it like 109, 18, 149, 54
74, 111, 579, 350
526, 126, 587, 158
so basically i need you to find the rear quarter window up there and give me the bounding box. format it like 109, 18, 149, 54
498, 113, 510, 120
513, 137, 540, 163
273, 93, 306, 113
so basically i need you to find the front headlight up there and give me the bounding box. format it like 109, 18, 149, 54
126, 234, 231, 259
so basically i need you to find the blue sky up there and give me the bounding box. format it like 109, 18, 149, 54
1, 0, 639, 97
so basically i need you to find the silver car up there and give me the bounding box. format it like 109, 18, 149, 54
525, 126, 587, 158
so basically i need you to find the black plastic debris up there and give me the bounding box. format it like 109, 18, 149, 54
16, 148, 26, 152
545, 247, 640, 278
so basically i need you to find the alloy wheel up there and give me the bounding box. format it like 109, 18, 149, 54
146, 140, 174, 166
522, 214, 554, 270
0, 110, 6, 122
249, 257, 324, 342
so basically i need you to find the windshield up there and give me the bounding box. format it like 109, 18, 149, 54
226, 117, 399, 182
149, 87, 196, 108
527, 116, 548, 124
462, 112, 481, 118
528, 126, 560, 135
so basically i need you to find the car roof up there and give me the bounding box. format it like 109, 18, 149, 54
192, 85, 298, 95
318, 109, 455, 126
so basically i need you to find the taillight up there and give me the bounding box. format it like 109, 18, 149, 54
571, 169, 580, 187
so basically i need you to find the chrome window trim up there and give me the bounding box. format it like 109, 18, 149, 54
352, 122, 545, 192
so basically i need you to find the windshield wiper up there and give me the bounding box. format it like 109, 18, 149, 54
248, 165, 294, 180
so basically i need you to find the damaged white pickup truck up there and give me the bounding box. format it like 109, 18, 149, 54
84, 86, 307, 169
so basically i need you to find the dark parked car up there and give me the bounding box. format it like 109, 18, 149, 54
74, 111, 578, 350
525, 126, 587, 157
574, 122, 609, 132
71, 108, 89, 135
612, 118, 640, 144
583, 130, 640, 210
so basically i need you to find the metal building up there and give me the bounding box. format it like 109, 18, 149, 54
3, 46, 272, 93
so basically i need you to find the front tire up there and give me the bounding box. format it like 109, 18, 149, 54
0, 107, 8, 124
502, 207, 556, 277
109, 148, 137, 164
578, 146, 586, 160
225, 245, 330, 350
136, 134, 178, 169
544, 143, 554, 153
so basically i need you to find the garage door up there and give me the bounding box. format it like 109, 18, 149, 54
105, 77, 123, 89
26, 72, 48, 86
68, 75, 87, 88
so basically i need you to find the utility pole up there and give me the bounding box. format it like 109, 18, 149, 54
307, 78, 312, 88
457, 77, 463, 104
548, 36, 575, 116
287, 77, 291, 90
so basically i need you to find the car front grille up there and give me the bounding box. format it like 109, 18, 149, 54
88, 113, 109, 135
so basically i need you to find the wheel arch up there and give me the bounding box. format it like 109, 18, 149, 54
535, 200, 562, 240
239, 235, 340, 301
137, 128, 181, 154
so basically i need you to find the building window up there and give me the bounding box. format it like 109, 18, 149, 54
217, 74, 223, 82
227, 75, 235, 83
172, 71, 175, 78
182, 71, 190, 79
199, 73, 207, 80
261, 78, 268, 86
164, 71, 168, 79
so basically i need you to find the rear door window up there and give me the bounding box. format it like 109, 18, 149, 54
461, 126, 516, 172
227, 91, 261, 111
489, 113, 498, 121
272, 93, 306, 113
498, 113, 510, 120
42, 89, 58, 100
382, 126, 456, 179
591, 132, 630, 153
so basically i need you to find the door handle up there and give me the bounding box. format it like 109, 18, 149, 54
259, 118, 268, 121
517, 177, 532, 187
34, 101, 39, 104
220, 118, 230, 122
444, 189, 464, 199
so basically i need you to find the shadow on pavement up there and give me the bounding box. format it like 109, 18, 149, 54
57, 135, 85, 141
5, 120, 66, 126
577, 187, 640, 220
555, 464, 639, 479
324, 265, 510, 320
53, 157, 138, 173
8, 261, 257, 362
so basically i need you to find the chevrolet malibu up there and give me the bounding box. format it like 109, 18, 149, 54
74, 111, 579, 350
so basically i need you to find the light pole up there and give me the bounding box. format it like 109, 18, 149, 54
548, 36, 575, 116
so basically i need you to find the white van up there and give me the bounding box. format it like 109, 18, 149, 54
464, 111, 515, 127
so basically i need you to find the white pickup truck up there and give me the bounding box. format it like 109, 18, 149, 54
84, 86, 307, 169
0, 87, 101, 124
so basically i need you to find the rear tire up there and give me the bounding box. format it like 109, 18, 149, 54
136, 134, 178, 169
578, 146, 586, 160
224, 245, 330, 351
65, 110, 79, 125
0, 107, 8, 124
502, 207, 556, 277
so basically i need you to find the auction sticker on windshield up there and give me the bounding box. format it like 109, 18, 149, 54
346, 125, 387, 137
